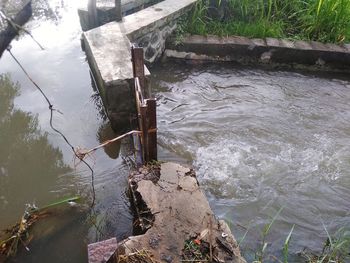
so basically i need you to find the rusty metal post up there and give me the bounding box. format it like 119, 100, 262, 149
146, 99, 157, 161
131, 46, 145, 92
115, 0, 122, 21
140, 105, 149, 162
131, 46, 157, 163
87, 0, 98, 28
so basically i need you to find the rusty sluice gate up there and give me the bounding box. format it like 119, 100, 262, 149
131, 46, 157, 164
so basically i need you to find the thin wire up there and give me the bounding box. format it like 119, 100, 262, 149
0, 10, 45, 51
7, 48, 96, 208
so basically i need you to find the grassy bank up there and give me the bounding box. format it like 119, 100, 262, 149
181, 0, 350, 44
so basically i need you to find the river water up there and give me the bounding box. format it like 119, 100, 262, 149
152, 62, 350, 261
0, 0, 350, 262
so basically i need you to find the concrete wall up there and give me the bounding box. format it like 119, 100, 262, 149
165, 35, 350, 71
134, 19, 177, 63
83, 0, 197, 131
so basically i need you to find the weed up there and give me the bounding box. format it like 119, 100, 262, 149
182, 0, 350, 43
301, 224, 350, 263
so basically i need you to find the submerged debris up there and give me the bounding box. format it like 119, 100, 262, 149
0, 204, 48, 258
0, 196, 80, 259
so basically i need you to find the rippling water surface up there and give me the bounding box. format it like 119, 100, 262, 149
151, 62, 350, 260
0, 1, 134, 262
1, 0, 350, 261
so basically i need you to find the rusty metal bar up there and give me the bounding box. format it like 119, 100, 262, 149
131, 46, 146, 97
146, 99, 157, 161
115, 0, 122, 21
87, 0, 98, 28
140, 105, 149, 162
131, 46, 157, 164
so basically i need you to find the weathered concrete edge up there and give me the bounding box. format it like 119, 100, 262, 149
83, 0, 197, 85
123, 0, 197, 41
118, 162, 247, 263
166, 35, 350, 70
82, 0, 197, 129
78, 0, 160, 31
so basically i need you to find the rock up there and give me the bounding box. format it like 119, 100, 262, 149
118, 162, 246, 263
88, 237, 118, 263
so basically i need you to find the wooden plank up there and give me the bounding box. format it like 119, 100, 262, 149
146, 99, 157, 161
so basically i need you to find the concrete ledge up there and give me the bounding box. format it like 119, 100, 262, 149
78, 0, 162, 31
118, 162, 246, 263
166, 35, 350, 71
82, 0, 197, 130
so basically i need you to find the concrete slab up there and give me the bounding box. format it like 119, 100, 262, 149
121, 163, 246, 263
123, 0, 197, 40
88, 237, 118, 263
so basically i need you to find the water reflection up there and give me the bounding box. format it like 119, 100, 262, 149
0, 73, 70, 227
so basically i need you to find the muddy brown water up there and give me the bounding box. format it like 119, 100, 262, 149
0, 0, 350, 262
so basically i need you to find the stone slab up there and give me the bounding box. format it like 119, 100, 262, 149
88, 237, 118, 263
123, 0, 197, 40
120, 163, 246, 263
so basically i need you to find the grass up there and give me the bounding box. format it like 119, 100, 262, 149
0, 197, 80, 258
180, 0, 350, 44
301, 224, 350, 263
236, 207, 350, 263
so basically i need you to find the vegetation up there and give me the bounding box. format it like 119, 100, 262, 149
181, 0, 350, 43
0, 196, 80, 258
237, 207, 350, 263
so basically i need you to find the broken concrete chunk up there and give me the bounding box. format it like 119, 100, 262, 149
88, 237, 118, 263
119, 162, 246, 263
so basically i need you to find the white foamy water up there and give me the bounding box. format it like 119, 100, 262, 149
152, 62, 350, 260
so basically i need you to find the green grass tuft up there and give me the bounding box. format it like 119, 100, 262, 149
180, 0, 350, 44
